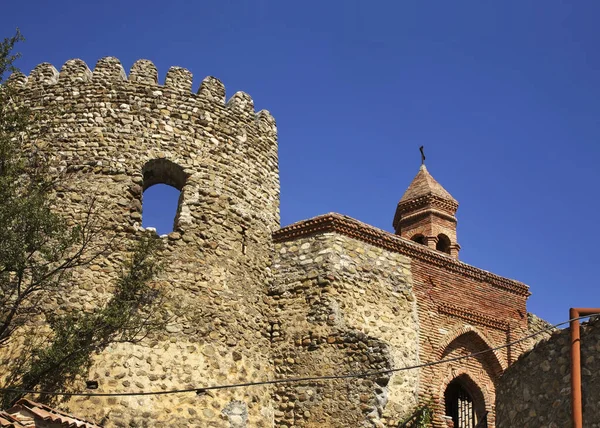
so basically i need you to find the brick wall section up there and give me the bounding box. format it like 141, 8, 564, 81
399, 212, 457, 243
397, 210, 459, 256
271, 232, 420, 427
409, 256, 529, 427
496, 317, 600, 428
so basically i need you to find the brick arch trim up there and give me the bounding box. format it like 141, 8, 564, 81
405, 225, 430, 239
437, 325, 507, 371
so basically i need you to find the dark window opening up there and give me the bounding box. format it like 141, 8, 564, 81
436, 234, 451, 254
411, 234, 426, 245
141, 159, 186, 235
85, 380, 99, 390
444, 376, 487, 428
241, 226, 248, 255
445, 380, 474, 428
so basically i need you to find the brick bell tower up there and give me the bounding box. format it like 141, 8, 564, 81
393, 154, 460, 258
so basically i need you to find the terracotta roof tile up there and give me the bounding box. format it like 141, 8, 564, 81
0, 399, 102, 428
399, 164, 457, 204
0, 412, 23, 427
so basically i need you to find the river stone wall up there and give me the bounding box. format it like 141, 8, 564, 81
2, 57, 279, 427
270, 231, 421, 427
496, 316, 600, 428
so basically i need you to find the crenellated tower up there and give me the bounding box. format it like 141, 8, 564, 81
393, 163, 460, 258
5, 57, 280, 427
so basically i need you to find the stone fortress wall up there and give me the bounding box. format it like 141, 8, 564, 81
270, 225, 421, 427
496, 316, 600, 428
4, 57, 280, 427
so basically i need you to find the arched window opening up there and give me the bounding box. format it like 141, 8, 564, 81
444, 376, 487, 428
142, 185, 182, 235
445, 379, 474, 428
436, 234, 451, 254
411, 234, 426, 245
141, 159, 186, 235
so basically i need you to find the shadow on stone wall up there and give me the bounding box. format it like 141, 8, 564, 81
496, 316, 600, 428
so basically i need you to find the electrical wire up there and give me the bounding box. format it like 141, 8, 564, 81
0, 313, 597, 398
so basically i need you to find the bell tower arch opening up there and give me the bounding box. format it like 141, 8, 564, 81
411, 234, 426, 245
436, 233, 451, 254
141, 159, 186, 235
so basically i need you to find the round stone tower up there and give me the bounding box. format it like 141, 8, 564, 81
7, 57, 279, 427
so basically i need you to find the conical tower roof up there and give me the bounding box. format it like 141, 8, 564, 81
393, 160, 460, 257
399, 164, 457, 205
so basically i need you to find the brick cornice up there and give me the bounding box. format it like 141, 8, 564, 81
273, 213, 530, 297
398, 194, 458, 214
399, 207, 457, 224
392, 194, 458, 230
438, 303, 509, 330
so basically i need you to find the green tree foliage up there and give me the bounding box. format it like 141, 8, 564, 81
0, 28, 66, 346
0, 30, 167, 406
0, 30, 23, 79
4, 235, 165, 405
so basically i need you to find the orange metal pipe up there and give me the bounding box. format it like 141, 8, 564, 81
570, 308, 600, 428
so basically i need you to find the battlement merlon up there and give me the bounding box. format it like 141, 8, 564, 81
6, 56, 277, 135
5, 55, 281, 231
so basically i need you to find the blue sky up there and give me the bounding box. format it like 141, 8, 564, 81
3, 1, 599, 325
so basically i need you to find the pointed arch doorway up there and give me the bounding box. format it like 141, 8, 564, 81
444, 375, 487, 428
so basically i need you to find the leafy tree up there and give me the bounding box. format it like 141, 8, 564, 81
0, 30, 166, 406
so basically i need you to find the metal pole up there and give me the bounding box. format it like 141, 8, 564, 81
570, 308, 600, 428
570, 308, 582, 428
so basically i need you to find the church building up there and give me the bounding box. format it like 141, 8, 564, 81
272, 159, 534, 428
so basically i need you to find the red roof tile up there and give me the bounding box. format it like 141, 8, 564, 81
0, 399, 101, 428
399, 164, 457, 204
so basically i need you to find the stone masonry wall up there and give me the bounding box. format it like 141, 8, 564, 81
496, 316, 600, 428
1, 57, 279, 427
270, 231, 420, 427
